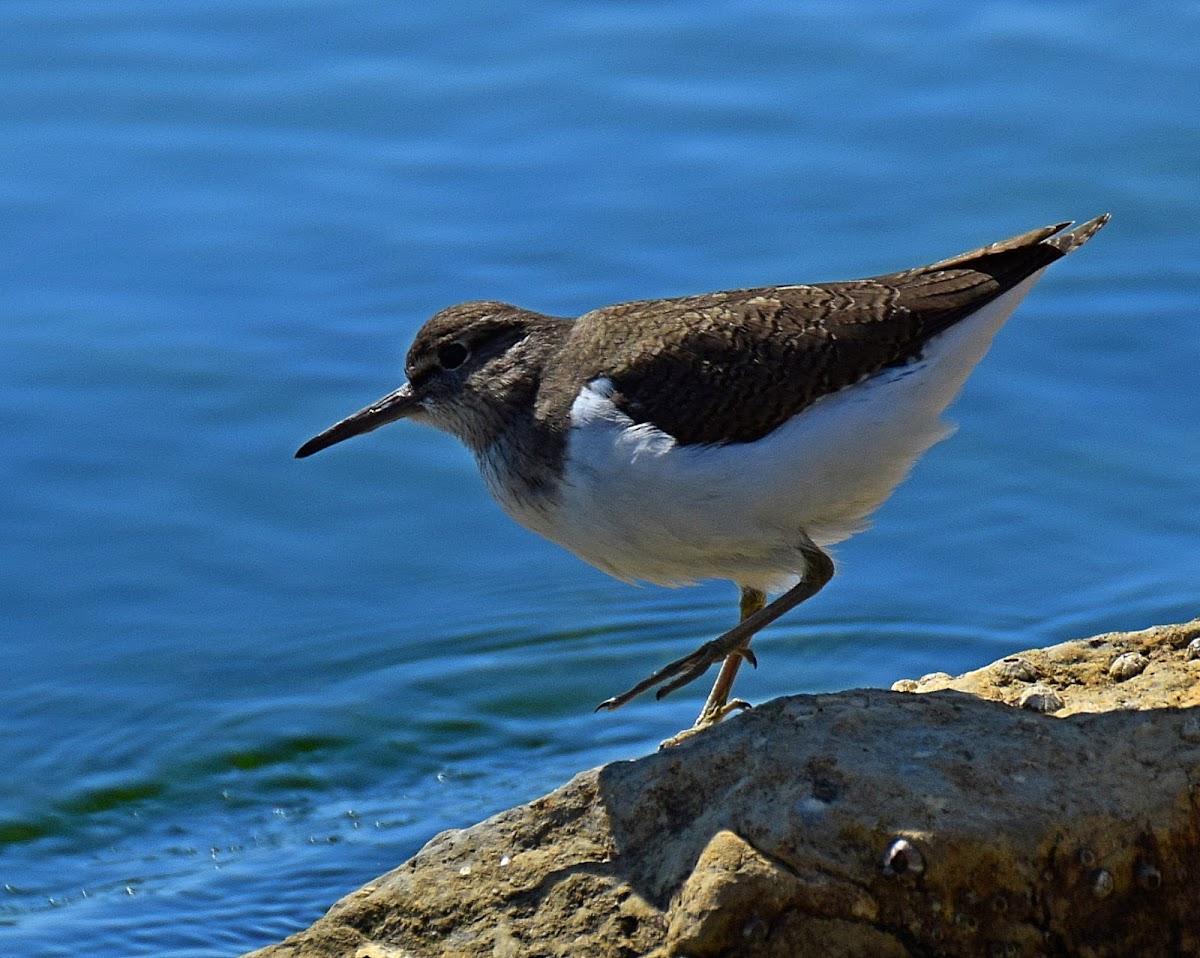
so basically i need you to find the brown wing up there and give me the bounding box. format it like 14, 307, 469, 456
558, 216, 1108, 446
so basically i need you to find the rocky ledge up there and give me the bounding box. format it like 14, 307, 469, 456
245, 619, 1200, 958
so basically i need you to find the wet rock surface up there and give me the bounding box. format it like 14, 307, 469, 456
244, 619, 1200, 958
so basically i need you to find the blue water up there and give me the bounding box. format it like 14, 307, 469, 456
2, 2, 1198, 954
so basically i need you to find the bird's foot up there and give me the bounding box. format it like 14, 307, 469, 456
698, 696, 752, 725
658, 699, 752, 749
595, 638, 757, 712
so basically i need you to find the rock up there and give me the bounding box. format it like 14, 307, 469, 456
243, 619, 1200, 958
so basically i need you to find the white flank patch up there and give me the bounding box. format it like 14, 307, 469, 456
508, 271, 1048, 593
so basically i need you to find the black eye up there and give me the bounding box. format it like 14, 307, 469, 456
437, 342, 469, 370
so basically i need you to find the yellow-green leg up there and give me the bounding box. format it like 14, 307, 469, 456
693, 586, 766, 726
658, 586, 766, 749
596, 542, 835, 730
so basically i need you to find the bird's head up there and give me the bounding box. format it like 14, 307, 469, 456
296, 301, 562, 459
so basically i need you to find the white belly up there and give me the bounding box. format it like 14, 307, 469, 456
486, 272, 1047, 594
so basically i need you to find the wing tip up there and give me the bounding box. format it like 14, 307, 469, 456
923, 213, 1111, 272
1043, 212, 1111, 256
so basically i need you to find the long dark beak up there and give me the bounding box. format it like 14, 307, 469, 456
295, 383, 420, 458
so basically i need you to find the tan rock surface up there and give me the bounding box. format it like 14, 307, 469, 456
245, 619, 1200, 958
892, 620, 1200, 714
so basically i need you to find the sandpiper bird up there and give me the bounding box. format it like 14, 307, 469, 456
297, 214, 1109, 732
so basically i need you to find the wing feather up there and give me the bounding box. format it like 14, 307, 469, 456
550, 217, 1107, 446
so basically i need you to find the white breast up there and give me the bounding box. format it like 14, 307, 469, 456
486, 271, 1048, 594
